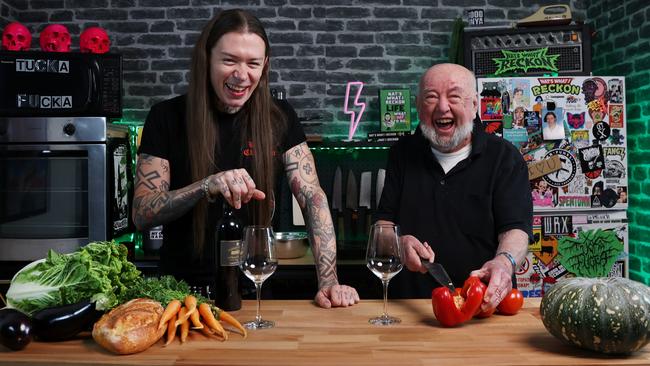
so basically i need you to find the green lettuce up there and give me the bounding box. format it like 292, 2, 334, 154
6, 241, 141, 315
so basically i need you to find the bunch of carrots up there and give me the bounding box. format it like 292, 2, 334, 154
157, 295, 247, 345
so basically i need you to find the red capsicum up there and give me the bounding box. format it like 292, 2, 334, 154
431, 275, 487, 327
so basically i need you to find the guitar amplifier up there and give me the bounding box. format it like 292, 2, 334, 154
463, 24, 591, 77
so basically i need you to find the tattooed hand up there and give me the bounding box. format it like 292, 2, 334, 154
206, 168, 266, 209
314, 284, 360, 308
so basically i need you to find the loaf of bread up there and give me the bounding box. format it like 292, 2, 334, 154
92, 298, 166, 355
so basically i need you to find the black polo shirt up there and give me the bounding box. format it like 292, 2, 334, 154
375, 122, 533, 298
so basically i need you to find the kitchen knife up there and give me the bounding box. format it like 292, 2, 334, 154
345, 170, 358, 243
421, 260, 456, 292
291, 194, 305, 226
331, 166, 344, 242
376, 169, 386, 208
358, 171, 372, 236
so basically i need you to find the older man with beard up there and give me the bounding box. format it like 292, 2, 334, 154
374, 64, 532, 313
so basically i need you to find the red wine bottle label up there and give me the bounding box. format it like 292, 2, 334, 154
220, 239, 241, 267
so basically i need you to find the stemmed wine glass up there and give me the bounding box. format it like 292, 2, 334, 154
366, 223, 403, 326
239, 225, 278, 329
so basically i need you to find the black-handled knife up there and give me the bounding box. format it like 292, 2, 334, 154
421, 260, 455, 292
345, 170, 358, 241
331, 166, 344, 243
358, 171, 372, 236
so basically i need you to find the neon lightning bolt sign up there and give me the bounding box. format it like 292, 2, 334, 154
343, 81, 366, 141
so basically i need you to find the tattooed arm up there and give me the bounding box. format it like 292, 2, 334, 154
132, 154, 266, 231
283, 142, 359, 308
132, 153, 205, 230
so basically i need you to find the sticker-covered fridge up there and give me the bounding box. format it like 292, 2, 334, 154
477, 76, 628, 297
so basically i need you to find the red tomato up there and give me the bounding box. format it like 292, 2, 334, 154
496, 288, 524, 315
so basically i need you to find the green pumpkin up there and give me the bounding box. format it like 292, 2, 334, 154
540, 277, 650, 354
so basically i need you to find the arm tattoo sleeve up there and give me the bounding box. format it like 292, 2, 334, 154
284, 143, 339, 288
132, 154, 204, 230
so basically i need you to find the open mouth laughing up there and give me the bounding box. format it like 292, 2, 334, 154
225, 82, 248, 94
435, 118, 454, 130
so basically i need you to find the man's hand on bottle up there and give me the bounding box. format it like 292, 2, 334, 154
314, 284, 360, 308
207, 169, 265, 209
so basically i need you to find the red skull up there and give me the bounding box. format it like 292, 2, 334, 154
39, 24, 71, 52
80, 27, 110, 54
2, 22, 32, 51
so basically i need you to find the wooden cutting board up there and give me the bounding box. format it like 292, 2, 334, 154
2, 299, 649, 365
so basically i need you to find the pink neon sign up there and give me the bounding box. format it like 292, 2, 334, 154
343, 81, 366, 141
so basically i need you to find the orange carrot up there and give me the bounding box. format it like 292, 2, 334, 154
189, 307, 204, 329
158, 299, 182, 330
199, 326, 225, 342
199, 302, 228, 340
184, 295, 198, 317
175, 295, 197, 326
213, 305, 247, 339
199, 326, 213, 337
178, 307, 189, 343
164, 312, 178, 346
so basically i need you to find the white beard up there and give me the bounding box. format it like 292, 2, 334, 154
420, 120, 473, 152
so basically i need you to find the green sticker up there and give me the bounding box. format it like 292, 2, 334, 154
493, 48, 559, 75
557, 229, 623, 277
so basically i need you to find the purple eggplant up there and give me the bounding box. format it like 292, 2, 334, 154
32, 301, 103, 341
0, 308, 32, 351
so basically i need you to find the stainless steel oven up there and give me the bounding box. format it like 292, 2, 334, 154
0, 116, 107, 261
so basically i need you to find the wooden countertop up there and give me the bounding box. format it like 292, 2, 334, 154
2, 299, 649, 365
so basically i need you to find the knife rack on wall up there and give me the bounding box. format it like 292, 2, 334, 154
274, 142, 392, 261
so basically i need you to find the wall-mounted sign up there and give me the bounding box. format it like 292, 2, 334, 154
378, 88, 411, 132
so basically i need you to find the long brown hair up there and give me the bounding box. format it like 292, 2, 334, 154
186, 9, 284, 260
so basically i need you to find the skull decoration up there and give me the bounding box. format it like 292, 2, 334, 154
39, 24, 71, 52
79, 27, 110, 54
2, 22, 32, 51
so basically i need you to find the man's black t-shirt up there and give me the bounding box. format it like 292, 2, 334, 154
375, 122, 533, 298
138, 95, 306, 284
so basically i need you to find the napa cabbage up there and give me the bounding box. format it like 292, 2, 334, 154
6, 241, 140, 315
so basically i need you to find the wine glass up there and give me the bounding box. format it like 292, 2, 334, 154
239, 225, 278, 329
366, 223, 403, 326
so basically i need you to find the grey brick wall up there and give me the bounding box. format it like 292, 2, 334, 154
3, 0, 587, 139
0, 1, 20, 28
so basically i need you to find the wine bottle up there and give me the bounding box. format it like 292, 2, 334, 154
215, 203, 242, 311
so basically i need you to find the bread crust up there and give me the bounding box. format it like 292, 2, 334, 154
92, 298, 166, 355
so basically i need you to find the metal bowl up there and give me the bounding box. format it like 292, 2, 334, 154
274, 232, 309, 259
